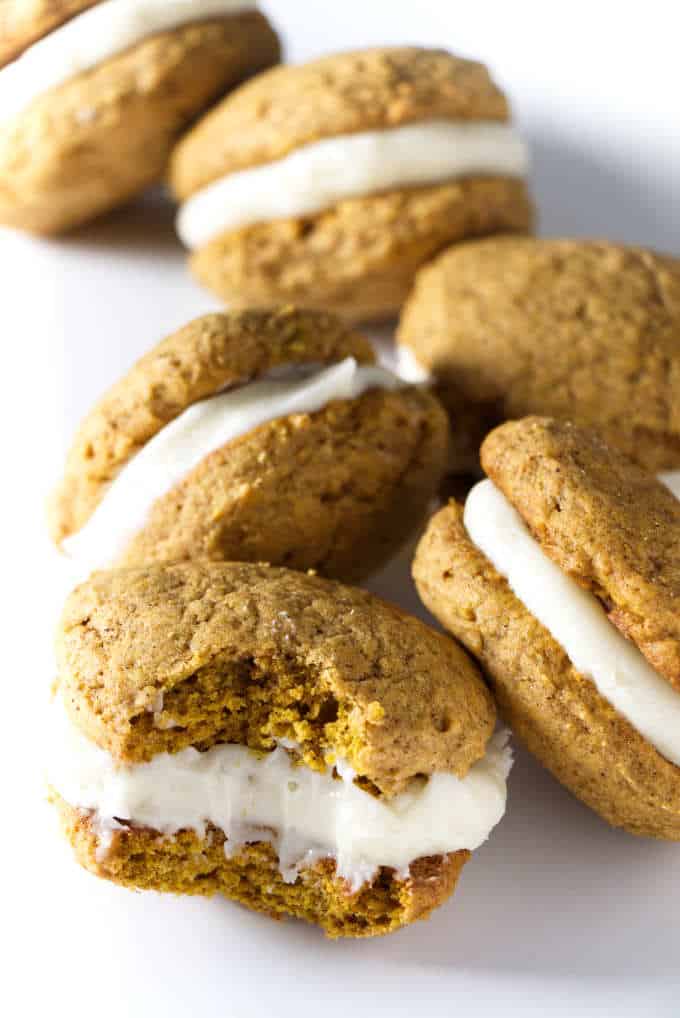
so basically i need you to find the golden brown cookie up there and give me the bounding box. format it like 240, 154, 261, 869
53, 802, 470, 938
413, 417, 680, 839
398, 237, 680, 472
170, 47, 533, 321
49, 308, 449, 581
481, 417, 680, 688
0, 4, 280, 234
50, 561, 505, 937
57, 562, 496, 783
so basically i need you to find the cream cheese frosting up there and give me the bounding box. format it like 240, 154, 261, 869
176, 120, 530, 249
48, 701, 513, 890
393, 345, 432, 385
62, 357, 401, 572
0, 0, 255, 123
659, 471, 680, 500
464, 479, 680, 767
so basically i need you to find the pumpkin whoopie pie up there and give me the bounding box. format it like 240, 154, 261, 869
170, 46, 533, 322
49, 308, 449, 580
414, 416, 680, 839
0, 0, 280, 234
49, 561, 512, 937
398, 237, 680, 473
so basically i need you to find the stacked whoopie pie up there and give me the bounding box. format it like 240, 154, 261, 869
47, 306, 516, 936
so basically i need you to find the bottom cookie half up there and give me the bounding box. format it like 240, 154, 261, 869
55, 794, 469, 938
189, 177, 533, 323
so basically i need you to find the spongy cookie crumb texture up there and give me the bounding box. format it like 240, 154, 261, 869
55, 794, 470, 937
57, 563, 497, 796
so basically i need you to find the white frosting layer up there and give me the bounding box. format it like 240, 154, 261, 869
659, 471, 680, 500
48, 703, 512, 890
0, 0, 255, 123
176, 120, 529, 249
62, 358, 400, 572
464, 479, 680, 767
393, 345, 431, 385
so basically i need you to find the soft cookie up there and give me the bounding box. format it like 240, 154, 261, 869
170, 47, 534, 321
414, 416, 680, 838
49, 308, 449, 580
49, 562, 512, 937
0, 0, 280, 234
398, 237, 680, 472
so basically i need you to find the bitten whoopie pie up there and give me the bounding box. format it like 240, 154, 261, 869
49, 562, 512, 938
0, 0, 280, 234
414, 416, 680, 839
398, 237, 680, 472
170, 46, 534, 321
49, 308, 449, 580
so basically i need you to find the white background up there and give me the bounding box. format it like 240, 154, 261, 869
3, 2, 680, 1015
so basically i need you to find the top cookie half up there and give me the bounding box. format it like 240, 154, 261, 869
49, 307, 372, 540
398, 237, 680, 471
56, 561, 497, 795
482, 417, 680, 689
171, 46, 512, 196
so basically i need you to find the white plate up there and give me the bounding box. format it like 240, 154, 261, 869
3, 2, 679, 1016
